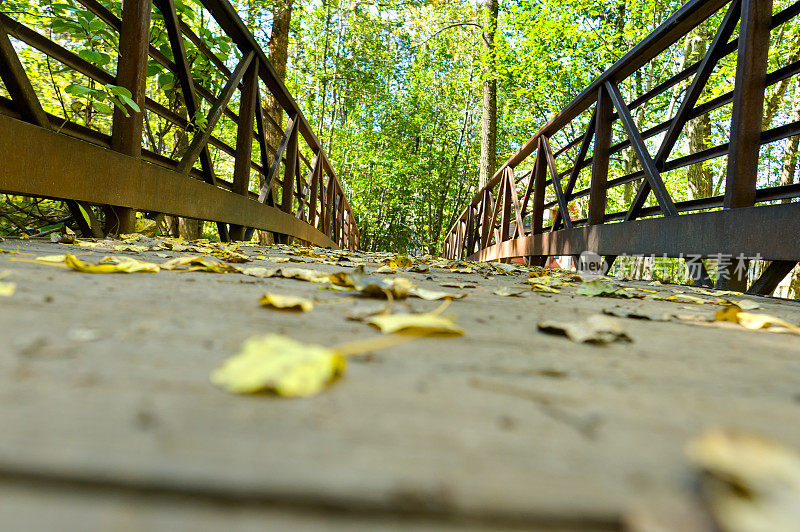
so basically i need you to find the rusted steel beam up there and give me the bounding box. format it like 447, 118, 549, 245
469, 202, 800, 263
0, 114, 338, 248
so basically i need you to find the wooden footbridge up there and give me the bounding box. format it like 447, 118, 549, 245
444, 0, 800, 295
2, 0, 800, 530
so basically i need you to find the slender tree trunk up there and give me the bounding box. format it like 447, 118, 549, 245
780, 82, 800, 196
257, 0, 294, 244
317, 0, 332, 134
763, 31, 800, 129
478, 0, 498, 189
685, 21, 714, 199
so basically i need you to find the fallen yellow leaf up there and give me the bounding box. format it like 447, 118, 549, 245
367, 312, 463, 336
259, 293, 314, 312
73, 239, 105, 248
383, 255, 413, 268
241, 266, 278, 278
716, 305, 800, 334
65, 253, 159, 273
530, 283, 559, 293
211, 334, 345, 397
409, 287, 466, 300
277, 267, 330, 283
161, 256, 241, 273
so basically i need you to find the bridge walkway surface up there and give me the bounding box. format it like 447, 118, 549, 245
1, 237, 800, 530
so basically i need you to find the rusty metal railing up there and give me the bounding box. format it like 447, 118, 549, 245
0, 0, 358, 249
443, 0, 800, 295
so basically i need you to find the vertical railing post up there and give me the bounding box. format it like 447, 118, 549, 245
324, 174, 334, 236
108, 0, 152, 234
589, 86, 611, 225
279, 116, 299, 243
337, 193, 345, 246
720, 0, 772, 291
531, 139, 547, 234
501, 170, 511, 242
466, 205, 475, 256
481, 189, 491, 249
281, 126, 299, 212
229, 58, 259, 241
725, 0, 771, 210
309, 155, 320, 229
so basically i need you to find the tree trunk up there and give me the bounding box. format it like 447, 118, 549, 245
685, 22, 714, 199
257, 0, 294, 245
779, 81, 800, 196
478, 0, 498, 189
